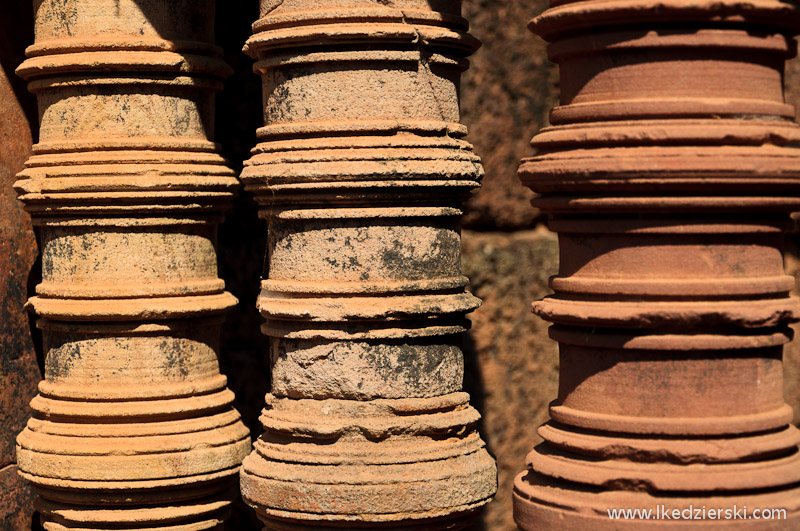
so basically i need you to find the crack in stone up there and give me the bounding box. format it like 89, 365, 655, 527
262, 0, 286, 16
370, 0, 452, 128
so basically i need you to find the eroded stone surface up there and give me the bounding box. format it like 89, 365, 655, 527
0, 2, 40, 527
240, 0, 497, 528
13, 1, 249, 529
460, 0, 555, 230
459, 228, 558, 531
514, 1, 800, 528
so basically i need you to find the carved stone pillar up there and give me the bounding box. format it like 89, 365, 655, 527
513, 1, 800, 528
240, 0, 497, 528
14, 1, 250, 529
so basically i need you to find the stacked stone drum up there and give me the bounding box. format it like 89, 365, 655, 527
514, 0, 800, 529
239, 0, 497, 528
14, 1, 250, 529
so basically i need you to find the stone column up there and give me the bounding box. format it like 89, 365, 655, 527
14, 1, 250, 529
513, 0, 800, 529
239, 0, 497, 528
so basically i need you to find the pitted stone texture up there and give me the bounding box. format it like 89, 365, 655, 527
31, 0, 214, 43
460, 228, 558, 531
0, 4, 40, 526
243, 394, 495, 521
460, 0, 555, 230
241, 0, 496, 527
270, 338, 465, 400
13, 1, 249, 528
514, 1, 800, 529
0, 465, 37, 531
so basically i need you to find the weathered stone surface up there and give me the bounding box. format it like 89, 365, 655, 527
460, 0, 556, 230
785, 43, 800, 114
13, 1, 250, 528
240, 1, 497, 527
0, 2, 41, 528
463, 239, 800, 531
5, 1, 800, 530
780, 248, 800, 430
459, 25, 800, 531
460, 228, 557, 531
514, 0, 800, 528
1, 465, 38, 531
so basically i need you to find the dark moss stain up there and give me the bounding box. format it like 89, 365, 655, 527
319, 253, 363, 272
42, 233, 73, 280
380, 227, 458, 279
39, 0, 78, 37
162, 338, 190, 377
279, 230, 294, 250
50, 93, 81, 138
43, 229, 114, 280
351, 340, 461, 393
267, 79, 295, 122
164, 97, 192, 137
270, 338, 288, 367
43, 336, 81, 380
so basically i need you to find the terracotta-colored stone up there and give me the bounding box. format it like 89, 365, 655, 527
514, 1, 800, 529
1, 464, 37, 531
239, 1, 497, 528
13, 1, 250, 529
0, 2, 40, 527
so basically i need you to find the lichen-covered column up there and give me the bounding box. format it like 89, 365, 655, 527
13, 1, 250, 529
513, 1, 800, 529
239, 1, 497, 528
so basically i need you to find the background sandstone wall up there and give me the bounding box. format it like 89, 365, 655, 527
0, 2, 42, 529
3, 1, 800, 530
457, 1, 561, 526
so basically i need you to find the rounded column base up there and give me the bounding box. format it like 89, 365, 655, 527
257, 512, 480, 531
32, 478, 238, 531
514, 470, 800, 530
